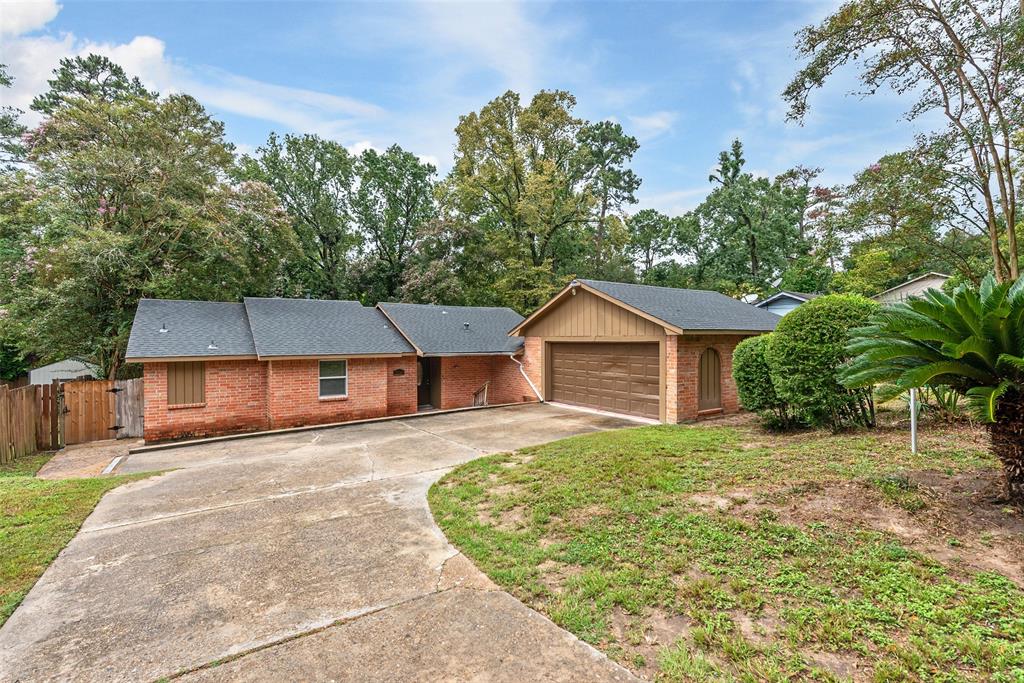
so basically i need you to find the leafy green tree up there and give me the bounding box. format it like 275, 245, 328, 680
238, 133, 359, 299
576, 121, 640, 276
779, 254, 832, 293
785, 0, 1022, 281
448, 90, 594, 270
31, 54, 154, 115
0, 65, 26, 166
628, 209, 675, 280
3, 80, 296, 378
842, 275, 1024, 502
352, 145, 437, 302
680, 140, 808, 295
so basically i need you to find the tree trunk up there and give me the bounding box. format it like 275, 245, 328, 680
991, 391, 1024, 505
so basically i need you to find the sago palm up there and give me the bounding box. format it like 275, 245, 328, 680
841, 274, 1024, 503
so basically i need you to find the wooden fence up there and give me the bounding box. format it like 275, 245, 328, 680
0, 377, 144, 464
1, 382, 64, 463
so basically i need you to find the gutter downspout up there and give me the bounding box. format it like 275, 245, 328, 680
509, 353, 543, 402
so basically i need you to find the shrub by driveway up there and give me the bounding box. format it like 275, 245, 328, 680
429, 414, 1024, 681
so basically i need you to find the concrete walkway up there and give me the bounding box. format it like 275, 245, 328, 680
0, 404, 641, 683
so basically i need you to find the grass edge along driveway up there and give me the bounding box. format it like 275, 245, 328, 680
0, 454, 155, 625
429, 420, 1023, 682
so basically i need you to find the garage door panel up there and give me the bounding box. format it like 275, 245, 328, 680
550, 342, 660, 419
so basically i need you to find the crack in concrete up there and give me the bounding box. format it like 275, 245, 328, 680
83, 463, 456, 534
397, 420, 489, 455
158, 587, 465, 682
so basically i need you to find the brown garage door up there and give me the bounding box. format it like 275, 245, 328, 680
549, 342, 660, 419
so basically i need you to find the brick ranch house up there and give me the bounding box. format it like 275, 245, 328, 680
126, 279, 778, 442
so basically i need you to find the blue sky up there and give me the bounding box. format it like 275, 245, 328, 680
2, 0, 933, 215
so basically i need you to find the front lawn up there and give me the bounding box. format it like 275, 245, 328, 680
0, 455, 153, 625
429, 415, 1024, 681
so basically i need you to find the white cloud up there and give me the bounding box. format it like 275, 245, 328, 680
627, 111, 678, 141
0, 4, 388, 147
0, 0, 59, 36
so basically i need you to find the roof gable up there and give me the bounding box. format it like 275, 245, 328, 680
515, 280, 779, 334
378, 302, 525, 355
755, 291, 817, 308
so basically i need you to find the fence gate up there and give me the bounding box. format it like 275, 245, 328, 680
114, 378, 144, 439
63, 380, 116, 444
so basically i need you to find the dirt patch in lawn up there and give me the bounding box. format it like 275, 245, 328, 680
761, 470, 1024, 586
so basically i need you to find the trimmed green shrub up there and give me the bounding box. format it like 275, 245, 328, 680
732, 334, 793, 429
766, 294, 879, 428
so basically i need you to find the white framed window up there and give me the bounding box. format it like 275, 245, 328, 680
319, 360, 348, 398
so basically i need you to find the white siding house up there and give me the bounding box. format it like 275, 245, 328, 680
28, 359, 98, 385
873, 272, 950, 304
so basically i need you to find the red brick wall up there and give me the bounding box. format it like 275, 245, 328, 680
143, 360, 269, 442
266, 358, 392, 429
438, 354, 537, 410
386, 356, 418, 416
665, 334, 748, 423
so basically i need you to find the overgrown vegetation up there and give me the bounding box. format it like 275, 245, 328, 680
843, 275, 1024, 503
731, 335, 793, 429
430, 418, 1022, 682
0, 455, 153, 625
744, 294, 877, 429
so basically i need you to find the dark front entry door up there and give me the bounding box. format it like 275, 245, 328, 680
417, 358, 431, 406
417, 358, 441, 408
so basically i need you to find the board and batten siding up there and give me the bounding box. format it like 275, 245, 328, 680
167, 361, 206, 405
520, 288, 665, 339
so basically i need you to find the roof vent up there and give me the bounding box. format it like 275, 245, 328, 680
158, 323, 168, 333
463, 322, 470, 331
208, 340, 218, 351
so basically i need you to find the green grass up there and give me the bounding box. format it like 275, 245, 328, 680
0, 453, 153, 625
429, 421, 1023, 682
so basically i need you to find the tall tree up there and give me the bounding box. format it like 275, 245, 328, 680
352, 145, 436, 302
627, 209, 674, 279
682, 140, 807, 294
0, 65, 26, 166
785, 0, 1022, 281
448, 90, 594, 269
31, 54, 154, 115
576, 121, 640, 275
238, 133, 359, 299
3, 69, 296, 378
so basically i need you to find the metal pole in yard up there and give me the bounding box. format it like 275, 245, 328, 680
909, 388, 918, 454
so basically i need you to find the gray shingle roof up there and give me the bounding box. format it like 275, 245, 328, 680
126, 299, 257, 359
755, 290, 819, 307
243, 298, 414, 357
580, 279, 780, 332
378, 303, 525, 355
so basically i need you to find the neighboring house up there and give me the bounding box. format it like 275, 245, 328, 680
126, 280, 778, 442
754, 290, 819, 317
873, 272, 950, 304
125, 298, 536, 442
28, 359, 98, 385
511, 279, 779, 422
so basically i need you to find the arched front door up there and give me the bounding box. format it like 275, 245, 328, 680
698, 348, 722, 411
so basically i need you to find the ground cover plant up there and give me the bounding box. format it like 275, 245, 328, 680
0, 455, 153, 624
430, 413, 1023, 681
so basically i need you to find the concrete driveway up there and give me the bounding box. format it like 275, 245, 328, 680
0, 403, 641, 683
